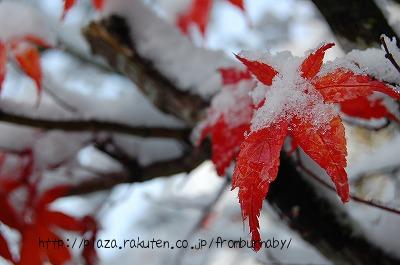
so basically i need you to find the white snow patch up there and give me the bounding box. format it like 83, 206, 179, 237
103, 0, 236, 98
0, 1, 56, 45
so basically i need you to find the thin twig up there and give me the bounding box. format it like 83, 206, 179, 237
380, 36, 400, 74
294, 150, 400, 215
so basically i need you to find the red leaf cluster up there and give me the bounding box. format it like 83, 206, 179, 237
0, 151, 98, 265
199, 43, 400, 251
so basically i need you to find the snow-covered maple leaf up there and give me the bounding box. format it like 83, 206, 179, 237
199, 43, 400, 251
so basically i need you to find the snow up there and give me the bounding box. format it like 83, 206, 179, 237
319, 36, 400, 85
205, 79, 255, 128
0, 1, 56, 45
104, 0, 236, 98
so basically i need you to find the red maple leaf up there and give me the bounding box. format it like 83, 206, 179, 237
229, 43, 400, 251
63, 0, 105, 19
177, 0, 246, 37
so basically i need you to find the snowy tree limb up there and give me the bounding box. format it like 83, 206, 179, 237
0, 109, 189, 139
83, 16, 208, 126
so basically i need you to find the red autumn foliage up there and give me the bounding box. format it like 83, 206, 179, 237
0, 151, 97, 265
199, 43, 400, 251
177, 0, 246, 37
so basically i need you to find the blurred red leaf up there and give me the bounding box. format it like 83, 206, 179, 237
177, 0, 246, 37
11, 42, 42, 93
218, 67, 252, 85
63, 0, 104, 18
0, 42, 6, 92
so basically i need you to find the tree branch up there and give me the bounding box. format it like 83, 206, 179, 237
312, 0, 399, 52
68, 144, 210, 195
83, 16, 208, 126
0, 109, 190, 139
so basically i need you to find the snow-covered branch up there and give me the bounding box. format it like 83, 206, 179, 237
83, 16, 210, 125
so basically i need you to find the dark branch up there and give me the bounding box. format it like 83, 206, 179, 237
68, 143, 210, 195
312, 0, 399, 52
380, 36, 400, 74
0, 110, 190, 139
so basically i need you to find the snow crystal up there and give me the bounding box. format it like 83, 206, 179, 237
104, 0, 236, 98
0, 1, 56, 45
